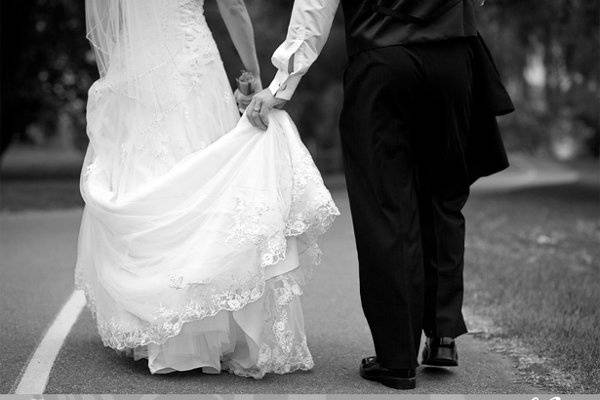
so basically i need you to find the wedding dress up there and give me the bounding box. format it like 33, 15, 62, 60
75, 0, 339, 377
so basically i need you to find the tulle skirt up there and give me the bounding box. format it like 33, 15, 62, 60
75, 58, 339, 377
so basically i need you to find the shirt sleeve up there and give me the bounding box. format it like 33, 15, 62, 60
268, 0, 340, 100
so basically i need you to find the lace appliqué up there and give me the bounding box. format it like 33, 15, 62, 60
224, 278, 313, 379
85, 0, 224, 169
225, 139, 340, 270
226, 195, 289, 267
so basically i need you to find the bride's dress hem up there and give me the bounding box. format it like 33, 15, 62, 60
110, 267, 316, 379
75, 194, 338, 378
75, 198, 338, 349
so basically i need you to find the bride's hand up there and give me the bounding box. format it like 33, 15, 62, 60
234, 76, 262, 113
234, 89, 253, 112
246, 89, 287, 130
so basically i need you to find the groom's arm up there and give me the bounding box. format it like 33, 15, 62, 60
268, 0, 340, 100
247, 0, 340, 130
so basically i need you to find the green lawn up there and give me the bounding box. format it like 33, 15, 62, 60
464, 183, 600, 393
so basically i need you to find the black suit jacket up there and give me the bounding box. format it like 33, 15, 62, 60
341, 0, 514, 182
341, 0, 477, 56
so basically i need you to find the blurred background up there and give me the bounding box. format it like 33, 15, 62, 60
1, 0, 599, 183
1, 0, 599, 394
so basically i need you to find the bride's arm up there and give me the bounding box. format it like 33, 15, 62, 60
216, 0, 261, 84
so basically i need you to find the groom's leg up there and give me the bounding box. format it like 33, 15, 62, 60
419, 184, 469, 339
413, 38, 474, 340
340, 47, 425, 370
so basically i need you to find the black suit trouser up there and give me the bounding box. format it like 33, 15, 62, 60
340, 39, 472, 369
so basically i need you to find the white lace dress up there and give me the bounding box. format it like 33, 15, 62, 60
75, 0, 339, 378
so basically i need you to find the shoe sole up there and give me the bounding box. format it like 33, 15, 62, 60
360, 370, 416, 390
421, 358, 458, 367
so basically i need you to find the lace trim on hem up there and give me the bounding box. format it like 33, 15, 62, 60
75, 176, 339, 350
76, 266, 298, 350
76, 167, 339, 352
78, 272, 314, 378
75, 197, 338, 351
108, 273, 315, 378
223, 358, 314, 380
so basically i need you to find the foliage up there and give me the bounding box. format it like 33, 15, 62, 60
479, 0, 600, 157
1, 0, 97, 153
1, 0, 598, 164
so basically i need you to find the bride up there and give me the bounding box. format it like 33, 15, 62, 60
75, 0, 339, 377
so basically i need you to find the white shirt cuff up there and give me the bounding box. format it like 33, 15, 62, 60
268, 70, 302, 101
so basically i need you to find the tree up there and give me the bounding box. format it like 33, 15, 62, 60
480, 0, 600, 156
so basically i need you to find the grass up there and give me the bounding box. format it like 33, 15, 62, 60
463, 183, 600, 393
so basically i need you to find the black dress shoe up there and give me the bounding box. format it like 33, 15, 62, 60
421, 337, 458, 367
359, 356, 416, 390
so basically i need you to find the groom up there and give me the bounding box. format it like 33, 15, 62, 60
246, 0, 513, 390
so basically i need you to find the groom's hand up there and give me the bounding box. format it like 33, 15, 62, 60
246, 89, 287, 131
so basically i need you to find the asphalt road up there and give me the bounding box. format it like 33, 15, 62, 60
2, 191, 538, 394
0, 210, 81, 393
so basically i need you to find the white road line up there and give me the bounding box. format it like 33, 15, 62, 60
14, 290, 86, 394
